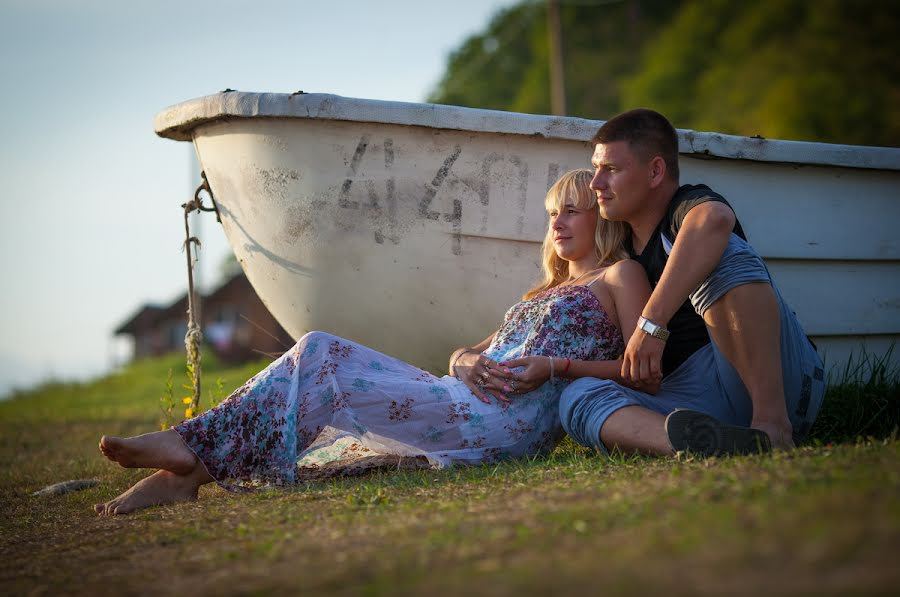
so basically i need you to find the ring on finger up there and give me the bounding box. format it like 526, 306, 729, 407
509, 380, 518, 392
480, 371, 490, 382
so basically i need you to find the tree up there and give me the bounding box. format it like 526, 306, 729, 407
429, 0, 900, 147
428, 0, 682, 119
428, 3, 544, 112
622, 0, 900, 146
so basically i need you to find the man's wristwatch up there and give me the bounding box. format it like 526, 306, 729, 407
638, 316, 670, 342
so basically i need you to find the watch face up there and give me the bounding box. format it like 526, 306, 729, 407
640, 317, 668, 341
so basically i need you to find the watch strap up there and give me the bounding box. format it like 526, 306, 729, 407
638, 316, 670, 342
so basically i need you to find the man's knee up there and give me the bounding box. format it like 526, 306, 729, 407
560, 377, 622, 407
702, 280, 777, 320
559, 378, 624, 436
690, 235, 770, 317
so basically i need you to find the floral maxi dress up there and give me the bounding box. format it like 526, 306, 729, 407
174, 285, 624, 488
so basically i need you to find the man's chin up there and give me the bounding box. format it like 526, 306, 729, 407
597, 208, 623, 222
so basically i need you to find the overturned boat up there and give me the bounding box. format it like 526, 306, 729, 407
155, 91, 900, 376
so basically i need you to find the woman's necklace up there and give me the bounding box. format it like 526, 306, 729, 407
565, 266, 600, 287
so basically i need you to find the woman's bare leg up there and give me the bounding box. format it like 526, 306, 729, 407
94, 463, 214, 516
99, 429, 197, 475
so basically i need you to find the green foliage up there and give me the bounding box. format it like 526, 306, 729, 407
209, 375, 228, 410
157, 363, 229, 430
158, 368, 176, 430
0, 350, 268, 427
430, 0, 900, 147
429, 0, 681, 120
556, 0, 683, 121
810, 345, 900, 444
428, 3, 545, 112
623, 0, 900, 145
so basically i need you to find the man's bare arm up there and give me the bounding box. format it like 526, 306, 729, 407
622, 201, 735, 384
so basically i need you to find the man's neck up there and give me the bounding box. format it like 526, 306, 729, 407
628, 181, 680, 254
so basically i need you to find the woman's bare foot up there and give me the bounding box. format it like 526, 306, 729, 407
99, 429, 197, 475
94, 468, 208, 516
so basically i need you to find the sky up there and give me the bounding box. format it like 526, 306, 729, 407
0, 0, 520, 396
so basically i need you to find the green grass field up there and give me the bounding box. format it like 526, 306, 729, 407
1, 352, 898, 595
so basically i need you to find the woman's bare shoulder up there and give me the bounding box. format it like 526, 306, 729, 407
602, 258, 647, 283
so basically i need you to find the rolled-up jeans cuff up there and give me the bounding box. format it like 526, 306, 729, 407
690, 234, 771, 316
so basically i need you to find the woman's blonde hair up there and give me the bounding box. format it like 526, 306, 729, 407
523, 169, 629, 300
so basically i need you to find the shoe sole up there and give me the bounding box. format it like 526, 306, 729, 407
665, 409, 771, 457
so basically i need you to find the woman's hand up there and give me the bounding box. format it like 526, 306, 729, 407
453, 351, 511, 405
494, 356, 553, 395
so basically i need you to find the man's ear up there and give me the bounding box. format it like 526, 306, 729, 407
648, 156, 666, 188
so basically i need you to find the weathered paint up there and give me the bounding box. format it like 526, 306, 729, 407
155, 92, 900, 376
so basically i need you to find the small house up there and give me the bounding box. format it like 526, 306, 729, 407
115, 273, 293, 364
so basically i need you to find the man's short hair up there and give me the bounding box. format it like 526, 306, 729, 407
592, 108, 680, 181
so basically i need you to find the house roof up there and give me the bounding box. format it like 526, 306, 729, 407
113, 305, 166, 335
114, 273, 249, 336
114, 294, 191, 336
204, 272, 249, 304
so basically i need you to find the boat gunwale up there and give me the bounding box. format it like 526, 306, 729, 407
154, 91, 900, 172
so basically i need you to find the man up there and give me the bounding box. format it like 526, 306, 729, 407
559, 108, 825, 456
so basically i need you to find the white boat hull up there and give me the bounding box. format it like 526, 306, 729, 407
157, 93, 900, 376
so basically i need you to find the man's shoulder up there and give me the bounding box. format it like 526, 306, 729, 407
664, 184, 732, 234
665, 183, 747, 241
670, 183, 726, 207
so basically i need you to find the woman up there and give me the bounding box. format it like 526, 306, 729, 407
95, 169, 652, 515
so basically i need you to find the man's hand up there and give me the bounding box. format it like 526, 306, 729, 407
621, 326, 664, 388
622, 376, 661, 396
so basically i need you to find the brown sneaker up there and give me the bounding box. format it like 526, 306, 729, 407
665, 410, 771, 457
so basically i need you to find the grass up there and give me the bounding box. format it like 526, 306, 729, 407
1, 351, 898, 595
810, 345, 900, 443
